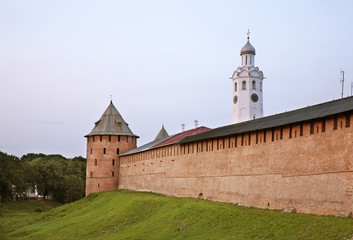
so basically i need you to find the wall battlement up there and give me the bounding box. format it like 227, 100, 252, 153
118, 112, 353, 215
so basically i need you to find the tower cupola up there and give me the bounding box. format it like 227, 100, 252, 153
240, 39, 256, 55
240, 31, 256, 66
231, 30, 264, 123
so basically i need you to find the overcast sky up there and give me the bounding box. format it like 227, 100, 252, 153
1, 0, 352, 158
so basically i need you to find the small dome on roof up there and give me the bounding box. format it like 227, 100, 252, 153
240, 40, 256, 55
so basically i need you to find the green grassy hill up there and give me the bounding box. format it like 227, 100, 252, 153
1, 190, 353, 240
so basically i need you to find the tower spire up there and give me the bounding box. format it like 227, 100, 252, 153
247, 29, 250, 40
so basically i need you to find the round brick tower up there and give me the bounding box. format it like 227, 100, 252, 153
85, 101, 138, 196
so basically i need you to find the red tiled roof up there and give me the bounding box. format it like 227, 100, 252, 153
150, 126, 210, 149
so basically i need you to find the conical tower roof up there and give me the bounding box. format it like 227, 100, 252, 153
85, 101, 139, 137
154, 125, 169, 140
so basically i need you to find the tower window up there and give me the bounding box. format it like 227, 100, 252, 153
246, 55, 248, 65
112, 159, 115, 166
90, 148, 92, 154
103, 148, 106, 154
90, 171, 93, 178
127, 136, 129, 142
100, 135, 102, 142
93, 136, 95, 142
117, 148, 120, 155
234, 82, 237, 92
118, 135, 120, 142
252, 80, 256, 90
94, 159, 97, 166
109, 135, 111, 142
242, 81, 246, 90
112, 171, 115, 177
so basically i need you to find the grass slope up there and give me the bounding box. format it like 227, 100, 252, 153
1, 190, 353, 240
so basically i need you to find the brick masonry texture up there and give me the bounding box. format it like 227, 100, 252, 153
85, 112, 353, 215
86, 135, 137, 195
117, 114, 353, 215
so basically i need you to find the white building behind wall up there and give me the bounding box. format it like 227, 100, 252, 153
232, 33, 264, 123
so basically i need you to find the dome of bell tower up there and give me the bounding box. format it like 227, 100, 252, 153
240, 39, 256, 55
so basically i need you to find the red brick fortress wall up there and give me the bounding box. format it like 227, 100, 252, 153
119, 113, 353, 215
86, 135, 137, 196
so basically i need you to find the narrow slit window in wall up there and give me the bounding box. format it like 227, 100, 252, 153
300, 122, 303, 136
109, 135, 111, 142
103, 148, 106, 154
112, 159, 115, 166
100, 135, 102, 142
264, 130, 266, 142
271, 128, 274, 142
118, 135, 120, 142
346, 113, 351, 127
117, 148, 119, 155
112, 171, 114, 177
322, 119, 326, 132
334, 116, 338, 130
94, 159, 97, 166
310, 121, 314, 134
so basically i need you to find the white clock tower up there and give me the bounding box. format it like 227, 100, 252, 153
232, 31, 264, 124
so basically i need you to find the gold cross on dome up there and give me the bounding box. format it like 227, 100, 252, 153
247, 29, 250, 40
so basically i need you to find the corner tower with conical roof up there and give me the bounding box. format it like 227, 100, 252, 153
85, 101, 138, 196
231, 31, 264, 123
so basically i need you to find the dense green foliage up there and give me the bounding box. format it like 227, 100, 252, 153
0, 151, 86, 203
1, 190, 353, 240
0, 152, 30, 201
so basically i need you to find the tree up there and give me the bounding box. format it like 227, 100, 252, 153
1, 151, 86, 204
